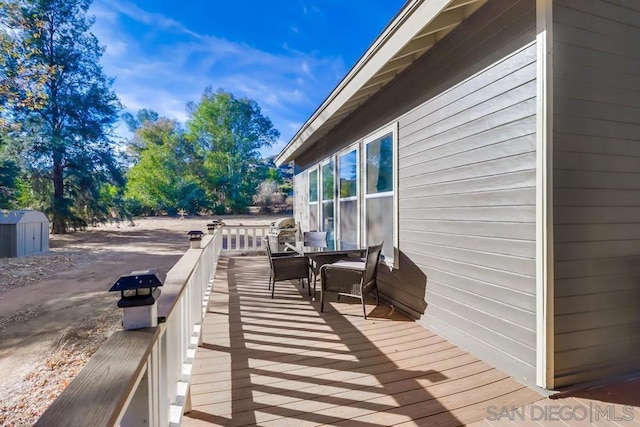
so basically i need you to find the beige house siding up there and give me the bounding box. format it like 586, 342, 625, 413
552, 0, 640, 388
390, 0, 538, 383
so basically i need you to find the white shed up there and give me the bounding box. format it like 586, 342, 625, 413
0, 210, 50, 258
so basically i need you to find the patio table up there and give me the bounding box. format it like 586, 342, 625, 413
284, 240, 366, 300
284, 240, 366, 256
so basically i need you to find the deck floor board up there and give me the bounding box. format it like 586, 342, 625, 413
184, 256, 640, 426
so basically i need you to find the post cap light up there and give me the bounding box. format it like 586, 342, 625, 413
188, 230, 204, 241
109, 269, 163, 308
206, 221, 221, 234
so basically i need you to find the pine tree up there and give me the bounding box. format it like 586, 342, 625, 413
1, 0, 121, 232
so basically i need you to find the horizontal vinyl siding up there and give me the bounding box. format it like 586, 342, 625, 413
389, 0, 537, 384
553, 0, 640, 387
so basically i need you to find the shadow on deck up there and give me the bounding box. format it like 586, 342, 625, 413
183, 256, 640, 426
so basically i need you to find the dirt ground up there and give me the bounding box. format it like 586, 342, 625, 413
0, 215, 277, 426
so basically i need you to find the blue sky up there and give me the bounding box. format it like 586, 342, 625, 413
88, 1, 406, 157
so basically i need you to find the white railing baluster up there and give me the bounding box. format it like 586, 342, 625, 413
216, 224, 270, 254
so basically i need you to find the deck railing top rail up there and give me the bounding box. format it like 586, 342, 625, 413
36, 230, 223, 427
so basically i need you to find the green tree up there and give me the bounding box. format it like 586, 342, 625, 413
267, 156, 294, 197
1, 0, 121, 232
187, 88, 279, 213
125, 117, 207, 215
0, 128, 29, 208
0, 157, 20, 208
120, 108, 160, 159
0, 0, 52, 123
121, 108, 159, 133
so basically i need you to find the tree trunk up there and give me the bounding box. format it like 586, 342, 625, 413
51, 155, 66, 234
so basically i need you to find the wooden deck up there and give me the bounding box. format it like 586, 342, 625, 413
183, 256, 640, 426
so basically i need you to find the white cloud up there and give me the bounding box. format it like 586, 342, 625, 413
101, 0, 203, 40
89, 0, 347, 153
103, 40, 128, 57
301, 61, 312, 78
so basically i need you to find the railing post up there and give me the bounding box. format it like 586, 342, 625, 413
149, 343, 161, 426
252, 227, 257, 250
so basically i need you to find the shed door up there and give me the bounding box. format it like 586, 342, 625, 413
25, 223, 39, 255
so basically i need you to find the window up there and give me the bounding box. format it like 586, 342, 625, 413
320, 160, 335, 239
338, 147, 358, 244
303, 123, 397, 266
308, 168, 318, 231
364, 126, 396, 264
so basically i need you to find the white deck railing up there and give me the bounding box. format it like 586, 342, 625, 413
221, 224, 270, 252
36, 229, 224, 427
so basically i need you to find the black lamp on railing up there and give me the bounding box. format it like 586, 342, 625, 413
188, 230, 204, 248
206, 221, 219, 235
109, 269, 163, 330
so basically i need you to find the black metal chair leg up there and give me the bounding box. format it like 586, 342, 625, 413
312, 274, 317, 298
362, 297, 367, 319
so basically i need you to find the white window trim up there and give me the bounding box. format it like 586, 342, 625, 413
308, 166, 319, 231
319, 158, 336, 234
362, 123, 399, 268
336, 143, 360, 244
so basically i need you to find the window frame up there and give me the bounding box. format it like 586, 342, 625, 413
336, 143, 360, 244
308, 166, 319, 231
319, 157, 336, 237
362, 123, 398, 268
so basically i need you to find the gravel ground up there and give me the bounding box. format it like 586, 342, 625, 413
0, 249, 120, 426
0, 309, 121, 425
0, 255, 77, 293
0, 255, 80, 332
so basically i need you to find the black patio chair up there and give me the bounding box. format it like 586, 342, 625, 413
265, 239, 309, 299
319, 242, 383, 319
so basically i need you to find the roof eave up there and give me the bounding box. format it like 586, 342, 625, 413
275, 0, 486, 167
